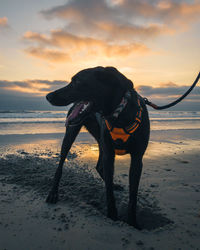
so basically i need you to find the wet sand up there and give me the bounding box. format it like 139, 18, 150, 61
0, 132, 200, 250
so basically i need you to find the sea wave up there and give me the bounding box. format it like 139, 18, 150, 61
0, 110, 199, 118
0, 111, 67, 119
0, 110, 199, 129
0, 118, 65, 124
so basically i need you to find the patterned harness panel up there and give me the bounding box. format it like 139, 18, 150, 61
105, 97, 142, 155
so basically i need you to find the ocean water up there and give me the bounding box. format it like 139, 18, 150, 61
0, 110, 200, 136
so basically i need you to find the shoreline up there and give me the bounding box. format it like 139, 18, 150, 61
0, 127, 200, 143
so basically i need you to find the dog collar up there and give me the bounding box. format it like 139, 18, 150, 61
110, 91, 131, 119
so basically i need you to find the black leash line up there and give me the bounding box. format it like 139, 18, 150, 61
143, 72, 200, 110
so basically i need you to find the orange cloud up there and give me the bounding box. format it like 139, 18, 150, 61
23, 30, 150, 63
22, 1, 200, 64
96, 22, 174, 40
105, 43, 150, 57
181, 1, 200, 15
119, 1, 200, 25
0, 80, 67, 96
23, 31, 51, 45
41, 0, 200, 33
156, 1, 200, 15
5, 85, 46, 95
109, 0, 124, 6
41, 1, 173, 40
24, 46, 71, 62
155, 1, 200, 28
44, 7, 84, 22
133, 1, 200, 29
0, 17, 8, 27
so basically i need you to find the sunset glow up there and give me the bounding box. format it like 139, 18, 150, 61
0, 0, 199, 110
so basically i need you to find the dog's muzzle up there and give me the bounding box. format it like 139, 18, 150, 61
65, 101, 93, 126
46, 93, 54, 102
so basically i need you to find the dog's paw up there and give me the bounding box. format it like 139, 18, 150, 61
127, 219, 142, 230
46, 191, 59, 204
107, 208, 118, 221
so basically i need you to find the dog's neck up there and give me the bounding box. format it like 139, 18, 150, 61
108, 91, 131, 120
104, 89, 140, 128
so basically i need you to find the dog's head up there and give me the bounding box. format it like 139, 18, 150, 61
46, 66, 133, 124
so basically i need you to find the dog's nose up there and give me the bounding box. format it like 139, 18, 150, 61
46, 93, 53, 102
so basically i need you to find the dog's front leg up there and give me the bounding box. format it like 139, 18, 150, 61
128, 154, 143, 229
46, 125, 81, 203
102, 130, 118, 221
103, 153, 118, 220
96, 144, 104, 180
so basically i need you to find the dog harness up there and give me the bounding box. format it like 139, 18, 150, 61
105, 96, 142, 155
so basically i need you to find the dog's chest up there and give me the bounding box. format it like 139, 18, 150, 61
105, 118, 141, 155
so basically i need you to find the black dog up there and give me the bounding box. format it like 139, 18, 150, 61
46, 66, 150, 228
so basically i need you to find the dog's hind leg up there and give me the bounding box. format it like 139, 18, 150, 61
128, 153, 143, 229
46, 125, 81, 204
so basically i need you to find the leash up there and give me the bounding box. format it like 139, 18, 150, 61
143, 72, 200, 110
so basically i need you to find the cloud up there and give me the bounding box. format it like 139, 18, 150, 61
0, 17, 8, 26
1, 78, 199, 101
136, 83, 200, 101
23, 1, 200, 63
112, 0, 200, 27
0, 79, 67, 96
24, 47, 71, 62
136, 82, 200, 110
41, 0, 200, 33
0, 79, 68, 111
21, 0, 199, 63
41, 0, 113, 23
20, 0, 200, 64
0, 78, 199, 110
40, 0, 175, 40
95, 22, 174, 41
0, 17, 9, 29
23, 30, 150, 62
155, 0, 200, 27
0, 89, 64, 111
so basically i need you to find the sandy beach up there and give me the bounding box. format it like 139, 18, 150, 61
0, 129, 200, 250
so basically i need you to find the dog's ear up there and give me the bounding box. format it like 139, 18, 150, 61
93, 67, 134, 114
104, 67, 134, 90
93, 66, 133, 90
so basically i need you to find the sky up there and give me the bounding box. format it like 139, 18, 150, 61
0, 0, 200, 110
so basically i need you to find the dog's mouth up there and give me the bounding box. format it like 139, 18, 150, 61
65, 101, 93, 126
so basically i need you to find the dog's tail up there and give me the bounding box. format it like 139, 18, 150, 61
143, 72, 200, 110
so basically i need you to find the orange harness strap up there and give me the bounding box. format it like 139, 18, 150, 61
105, 98, 142, 155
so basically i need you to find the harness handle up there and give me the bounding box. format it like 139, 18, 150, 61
143, 72, 200, 110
